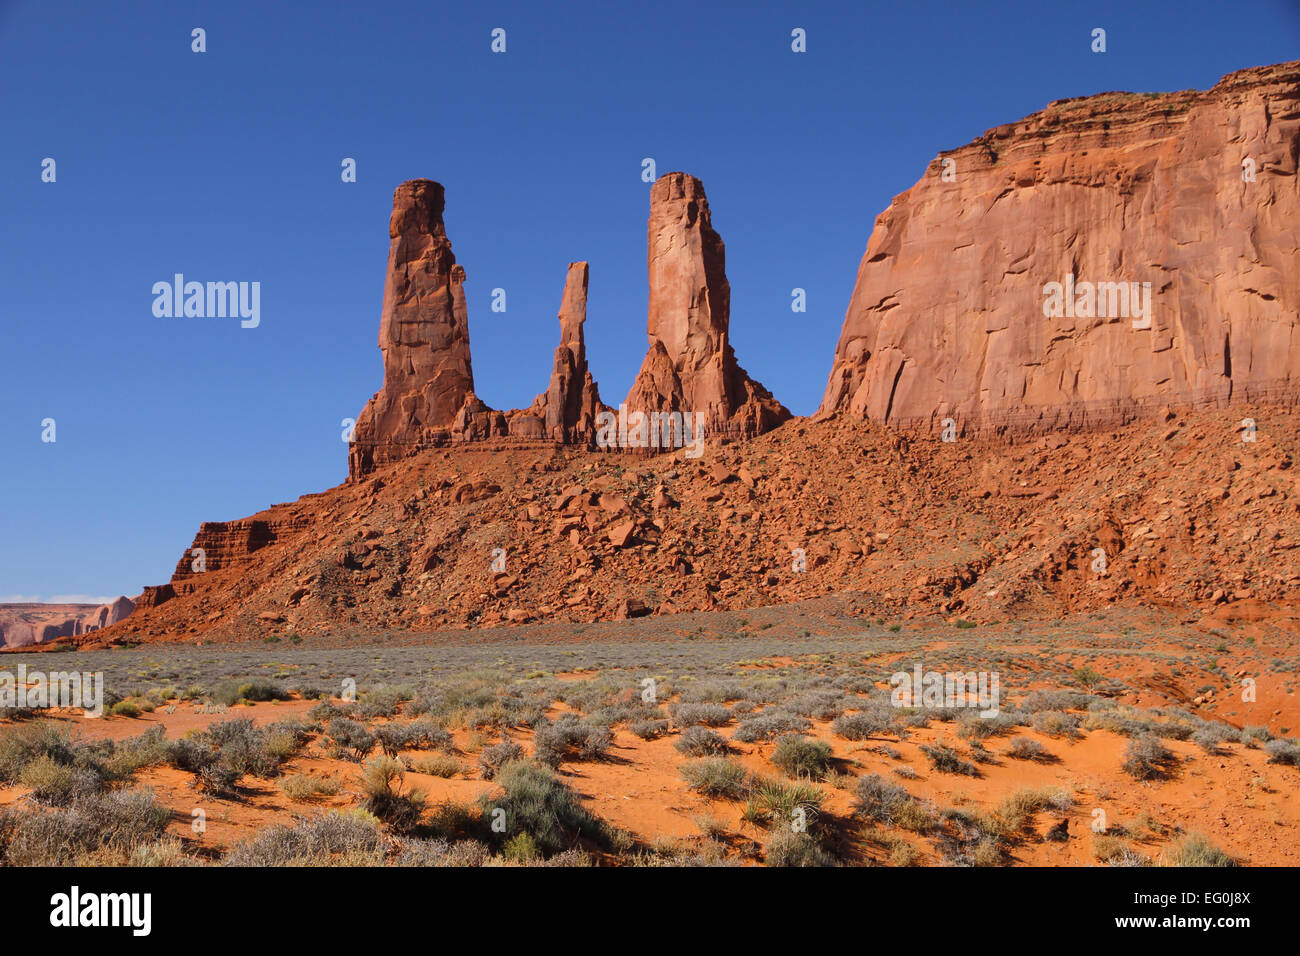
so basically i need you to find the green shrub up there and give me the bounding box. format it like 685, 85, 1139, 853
1122, 734, 1175, 780
674, 726, 730, 757
681, 758, 751, 799
280, 774, 342, 802
224, 810, 383, 866
771, 736, 834, 780
480, 761, 611, 855
763, 830, 837, 867
919, 742, 979, 776
1164, 832, 1236, 867
479, 740, 525, 780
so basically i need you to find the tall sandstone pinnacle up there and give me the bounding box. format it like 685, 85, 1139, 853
625, 172, 790, 440
819, 60, 1300, 435
522, 261, 606, 444
349, 179, 475, 478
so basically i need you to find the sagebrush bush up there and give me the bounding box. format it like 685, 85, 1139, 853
770, 736, 833, 780
225, 810, 383, 866
681, 758, 751, 799
854, 774, 917, 826
359, 756, 425, 831
763, 830, 837, 867
478, 740, 525, 780
1122, 734, 1175, 780
280, 774, 342, 802
1264, 739, 1300, 767
1005, 736, 1049, 761
532, 714, 611, 767
1163, 832, 1236, 867
830, 711, 889, 741
2, 789, 169, 865
480, 761, 611, 855
919, 742, 979, 776
629, 719, 670, 740
733, 711, 812, 743
670, 703, 733, 728
674, 726, 730, 757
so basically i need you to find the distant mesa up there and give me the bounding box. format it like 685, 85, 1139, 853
0, 596, 134, 649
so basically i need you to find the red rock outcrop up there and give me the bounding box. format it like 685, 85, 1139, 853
515, 262, 607, 445
819, 60, 1300, 436
0, 596, 135, 648
623, 173, 790, 444
349, 179, 475, 478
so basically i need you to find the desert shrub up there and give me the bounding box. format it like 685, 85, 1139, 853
328, 718, 377, 761
109, 701, 141, 718
103, 726, 173, 777
203, 718, 288, 778
733, 711, 812, 743
1191, 728, 1228, 755
479, 740, 525, 780
1122, 734, 1176, 780
359, 756, 425, 831
771, 736, 834, 780
225, 809, 383, 866
18, 756, 105, 806
1092, 833, 1146, 865
678, 681, 747, 704
957, 712, 1020, 741
879, 833, 921, 866
1032, 710, 1081, 738
502, 832, 541, 862
919, 742, 979, 776
212, 678, 287, 707
629, 719, 670, 740
374, 722, 442, 757
410, 755, 464, 778
2, 789, 169, 865
763, 830, 837, 867
786, 691, 847, 720
355, 685, 411, 719
745, 779, 825, 828
280, 774, 342, 802
670, 702, 733, 728
479, 761, 611, 855
995, 787, 1073, 832
532, 714, 612, 767
394, 837, 491, 867
0, 722, 77, 782
1164, 832, 1236, 867
1005, 736, 1049, 761
681, 758, 751, 799
674, 726, 730, 757
1264, 739, 1300, 767
1241, 726, 1271, 745
854, 774, 920, 826
831, 711, 890, 741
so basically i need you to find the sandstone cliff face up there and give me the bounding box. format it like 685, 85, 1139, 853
819, 60, 1300, 435
625, 173, 790, 441
0, 596, 134, 647
349, 180, 475, 478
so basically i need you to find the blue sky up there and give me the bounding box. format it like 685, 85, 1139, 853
2, 0, 1297, 601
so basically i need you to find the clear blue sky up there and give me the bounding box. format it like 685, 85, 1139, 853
2, 0, 1297, 601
